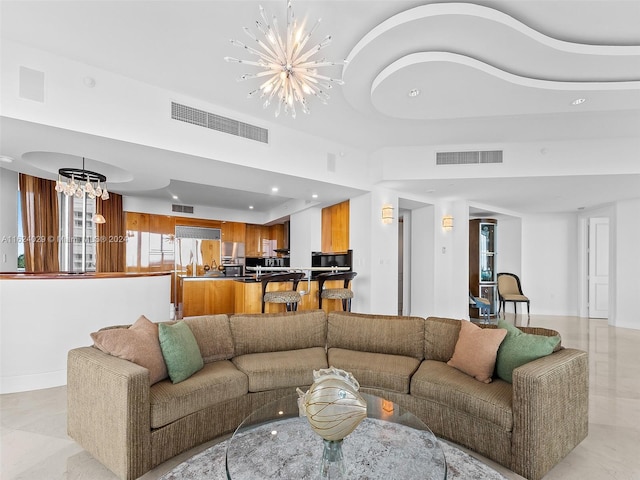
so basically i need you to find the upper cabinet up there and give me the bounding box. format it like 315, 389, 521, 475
245, 224, 262, 257
246, 223, 285, 257
322, 200, 350, 252
221, 221, 246, 243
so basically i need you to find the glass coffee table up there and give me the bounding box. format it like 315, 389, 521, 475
225, 393, 447, 479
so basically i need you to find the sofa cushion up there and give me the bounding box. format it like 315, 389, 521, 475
150, 360, 248, 429
327, 312, 424, 360
424, 317, 462, 361
90, 315, 168, 385
183, 315, 234, 363
232, 347, 328, 392
328, 348, 421, 393
159, 321, 204, 384
447, 320, 507, 383
411, 360, 513, 431
495, 319, 562, 383
230, 310, 326, 356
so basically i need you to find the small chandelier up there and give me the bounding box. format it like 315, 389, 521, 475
224, 1, 345, 118
55, 157, 109, 202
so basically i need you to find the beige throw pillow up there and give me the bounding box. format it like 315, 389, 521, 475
447, 320, 507, 383
91, 315, 168, 385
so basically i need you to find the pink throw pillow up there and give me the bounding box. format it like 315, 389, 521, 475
447, 321, 507, 383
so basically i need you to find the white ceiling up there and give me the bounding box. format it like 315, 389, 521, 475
1, 0, 639, 216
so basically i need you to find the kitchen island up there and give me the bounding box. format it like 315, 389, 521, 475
178, 267, 351, 317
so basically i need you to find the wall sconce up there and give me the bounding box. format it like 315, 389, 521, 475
442, 215, 454, 230
381, 204, 394, 224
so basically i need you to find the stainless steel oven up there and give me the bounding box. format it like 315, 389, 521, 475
222, 264, 244, 277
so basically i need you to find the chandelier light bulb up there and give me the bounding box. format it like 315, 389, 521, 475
225, 0, 345, 118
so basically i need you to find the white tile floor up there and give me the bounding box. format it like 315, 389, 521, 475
2, 315, 639, 480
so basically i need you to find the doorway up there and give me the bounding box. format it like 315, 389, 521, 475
588, 217, 609, 318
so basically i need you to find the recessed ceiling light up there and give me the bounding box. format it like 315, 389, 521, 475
312, 194, 318, 199
249, 205, 254, 210
408, 88, 420, 97
171, 195, 178, 200
571, 98, 586, 105
0, 155, 14, 163
271, 187, 279, 193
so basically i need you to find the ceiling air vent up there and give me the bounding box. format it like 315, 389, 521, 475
175, 225, 221, 240
172, 204, 194, 214
171, 102, 268, 144
436, 150, 503, 165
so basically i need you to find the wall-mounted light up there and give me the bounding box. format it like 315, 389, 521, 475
442, 215, 454, 230
382, 204, 394, 224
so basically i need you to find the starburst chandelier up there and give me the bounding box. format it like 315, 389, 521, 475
224, 1, 345, 118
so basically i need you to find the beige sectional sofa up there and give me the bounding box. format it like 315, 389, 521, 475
67, 310, 588, 480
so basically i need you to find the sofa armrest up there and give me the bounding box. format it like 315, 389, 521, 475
67, 346, 151, 480
511, 348, 588, 480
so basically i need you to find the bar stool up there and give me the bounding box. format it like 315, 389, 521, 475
261, 272, 305, 313
317, 271, 357, 312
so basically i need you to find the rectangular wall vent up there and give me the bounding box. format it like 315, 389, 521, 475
174, 226, 221, 240
172, 204, 195, 214
436, 150, 503, 165
171, 102, 268, 144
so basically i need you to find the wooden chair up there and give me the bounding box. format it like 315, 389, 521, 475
317, 271, 357, 312
260, 272, 305, 313
497, 273, 530, 322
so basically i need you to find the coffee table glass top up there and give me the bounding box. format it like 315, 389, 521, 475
225, 393, 447, 479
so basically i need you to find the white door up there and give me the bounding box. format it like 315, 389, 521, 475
588, 217, 609, 318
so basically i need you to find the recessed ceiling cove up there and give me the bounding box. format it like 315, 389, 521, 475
342, 2, 640, 120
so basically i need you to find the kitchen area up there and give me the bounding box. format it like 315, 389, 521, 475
174, 222, 291, 318
173, 226, 352, 317
125, 200, 352, 317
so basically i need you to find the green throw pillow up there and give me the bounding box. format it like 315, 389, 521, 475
496, 319, 561, 383
158, 321, 204, 384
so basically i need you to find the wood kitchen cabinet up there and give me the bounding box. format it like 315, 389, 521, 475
321, 200, 349, 252
180, 278, 236, 317
221, 222, 246, 243
245, 224, 262, 256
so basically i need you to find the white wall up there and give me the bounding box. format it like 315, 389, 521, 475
409, 205, 435, 317
494, 214, 523, 276
521, 213, 579, 316
0, 274, 171, 393
0, 168, 19, 270
289, 207, 322, 269
613, 198, 640, 329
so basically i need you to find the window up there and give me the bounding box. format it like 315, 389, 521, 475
59, 192, 98, 272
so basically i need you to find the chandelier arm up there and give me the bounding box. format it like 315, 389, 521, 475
297, 76, 321, 96
228, 59, 266, 68
233, 37, 280, 64
267, 16, 288, 62
289, 76, 308, 104
305, 73, 345, 85
296, 59, 343, 68
242, 26, 280, 59
291, 18, 321, 59
295, 35, 332, 63
238, 70, 278, 82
